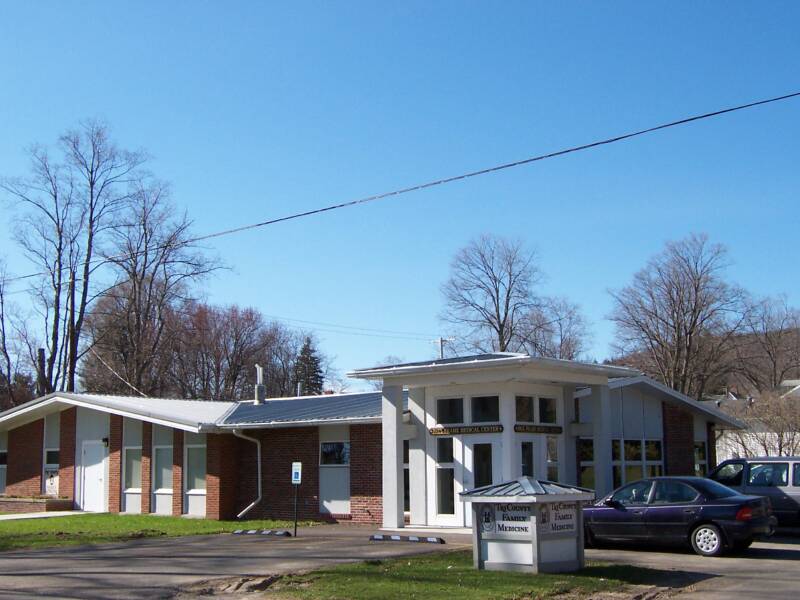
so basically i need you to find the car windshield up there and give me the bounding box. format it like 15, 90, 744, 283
692, 478, 738, 499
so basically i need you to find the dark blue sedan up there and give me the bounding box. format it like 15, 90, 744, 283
583, 477, 774, 556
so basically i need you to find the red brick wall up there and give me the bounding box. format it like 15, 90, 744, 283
234, 427, 320, 521
663, 403, 694, 476
706, 421, 717, 470
141, 422, 152, 514
108, 415, 123, 513
207, 433, 239, 520
172, 430, 184, 516
6, 419, 44, 497
59, 408, 77, 504
350, 424, 382, 524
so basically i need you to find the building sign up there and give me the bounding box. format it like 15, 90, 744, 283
514, 424, 563, 434
479, 503, 532, 539
537, 502, 577, 535
291, 462, 302, 485
429, 425, 503, 436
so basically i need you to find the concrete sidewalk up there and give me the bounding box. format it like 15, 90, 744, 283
0, 511, 82, 521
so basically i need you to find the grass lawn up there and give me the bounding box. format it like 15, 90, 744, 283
0, 513, 309, 552
266, 550, 663, 600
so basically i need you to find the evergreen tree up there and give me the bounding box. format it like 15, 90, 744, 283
293, 337, 324, 395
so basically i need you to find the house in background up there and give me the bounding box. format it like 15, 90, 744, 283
0, 353, 741, 526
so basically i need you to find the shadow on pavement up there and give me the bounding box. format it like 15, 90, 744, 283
581, 564, 714, 590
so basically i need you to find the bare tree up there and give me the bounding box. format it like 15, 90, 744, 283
610, 233, 748, 400
2, 121, 145, 392
441, 235, 541, 353
520, 297, 591, 360
722, 392, 800, 457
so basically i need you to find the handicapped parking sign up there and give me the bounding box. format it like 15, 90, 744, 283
291, 462, 302, 485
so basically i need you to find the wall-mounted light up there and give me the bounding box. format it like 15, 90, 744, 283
102, 437, 109, 447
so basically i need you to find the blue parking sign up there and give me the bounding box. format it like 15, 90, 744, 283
291, 462, 302, 485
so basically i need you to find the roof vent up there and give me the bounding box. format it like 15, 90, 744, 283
254, 364, 266, 404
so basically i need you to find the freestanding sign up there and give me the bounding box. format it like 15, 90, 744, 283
461, 477, 594, 574
291, 462, 302, 536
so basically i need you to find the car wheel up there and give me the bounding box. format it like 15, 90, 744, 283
691, 524, 724, 557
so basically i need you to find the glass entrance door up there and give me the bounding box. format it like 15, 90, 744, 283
464, 437, 502, 527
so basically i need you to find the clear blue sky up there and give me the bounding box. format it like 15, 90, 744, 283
1, 2, 798, 390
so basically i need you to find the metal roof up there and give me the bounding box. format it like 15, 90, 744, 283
460, 477, 594, 498
220, 391, 409, 428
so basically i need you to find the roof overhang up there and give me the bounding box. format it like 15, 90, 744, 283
219, 416, 382, 430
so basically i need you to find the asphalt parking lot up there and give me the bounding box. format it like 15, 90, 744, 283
0, 526, 797, 599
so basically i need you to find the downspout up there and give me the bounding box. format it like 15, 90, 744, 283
233, 429, 262, 519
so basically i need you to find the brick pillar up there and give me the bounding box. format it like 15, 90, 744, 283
108, 415, 123, 513
350, 424, 383, 524
662, 404, 694, 476
207, 433, 238, 520
141, 423, 152, 514
59, 408, 77, 505
6, 419, 44, 496
172, 430, 184, 516
706, 422, 717, 470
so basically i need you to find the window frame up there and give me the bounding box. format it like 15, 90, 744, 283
436, 397, 464, 425
183, 441, 207, 495
402, 440, 410, 514
152, 444, 174, 493
434, 436, 456, 515
546, 435, 559, 481
319, 440, 351, 467
538, 397, 558, 425
122, 445, 143, 493
470, 395, 500, 424
610, 437, 663, 487
577, 437, 595, 489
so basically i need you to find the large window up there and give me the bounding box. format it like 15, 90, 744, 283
437, 398, 463, 424
436, 437, 455, 515
578, 438, 594, 489
320, 442, 350, 465
184, 433, 206, 493
610, 438, 663, 487
515, 396, 558, 424
748, 462, 789, 487
521, 441, 534, 477
124, 448, 142, 491
403, 440, 410, 513
153, 446, 173, 491
539, 397, 557, 424
546, 436, 559, 481
471, 396, 499, 423
516, 396, 534, 422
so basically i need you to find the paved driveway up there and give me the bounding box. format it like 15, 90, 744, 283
0, 525, 469, 600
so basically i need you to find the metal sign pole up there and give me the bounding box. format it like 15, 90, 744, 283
291, 461, 302, 537
293, 483, 298, 537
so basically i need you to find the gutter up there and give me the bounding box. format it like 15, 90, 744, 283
232, 429, 262, 519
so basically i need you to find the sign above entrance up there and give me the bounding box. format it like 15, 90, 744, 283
514, 424, 563, 435
429, 425, 503, 436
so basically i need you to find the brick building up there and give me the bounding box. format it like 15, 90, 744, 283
0, 353, 740, 525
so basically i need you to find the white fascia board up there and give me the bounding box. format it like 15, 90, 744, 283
218, 416, 382, 430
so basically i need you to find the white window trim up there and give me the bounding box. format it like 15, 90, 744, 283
183, 442, 207, 495
402, 440, 410, 515
434, 436, 456, 516
468, 394, 501, 425
122, 445, 143, 493
434, 395, 465, 426
514, 395, 559, 425
152, 444, 173, 494
319, 440, 350, 467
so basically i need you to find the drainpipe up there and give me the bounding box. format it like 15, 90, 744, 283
233, 429, 262, 519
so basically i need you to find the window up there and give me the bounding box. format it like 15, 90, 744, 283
539, 397, 557, 424
0, 451, 6, 466
124, 448, 142, 490
546, 436, 559, 481
694, 442, 707, 476
153, 446, 173, 491
437, 398, 463, 424
437, 438, 454, 463
644, 440, 663, 478
516, 396, 534, 422
608, 438, 663, 487
624, 440, 642, 462
712, 462, 744, 487
435, 437, 455, 515
748, 462, 789, 487
652, 480, 698, 504
471, 396, 499, 423
611, 480, 653, 506
794, 463, 800, 487
577, 438, 594, 489
521, 441, 534, 477
320, 442, 350, 465
185, 446, 206, 491
403, 440, 409, 513
45, 450, 60, 465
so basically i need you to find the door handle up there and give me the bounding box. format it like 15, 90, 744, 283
683, 509, 697, 514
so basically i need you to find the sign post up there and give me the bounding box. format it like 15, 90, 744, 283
291, 462, 302, 537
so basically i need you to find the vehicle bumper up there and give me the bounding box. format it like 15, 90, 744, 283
719, 517, 773, 543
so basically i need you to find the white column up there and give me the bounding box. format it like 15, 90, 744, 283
382, 384, 404, 528
591, 384, 613, 497
407, 387, 427, 525
560, 384, 577, 486
500, 389, 516, 481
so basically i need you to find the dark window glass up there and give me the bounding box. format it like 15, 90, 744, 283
437, 438, 454, 463
580, 466, 595, 489
611, 480, 653, 506
521, 442, 534, 477
652, 480, 698, 504
612, 466, 622, 489
712, 462, 744, 487
539, 397, 557, 424
437, 398, 463, 424
612, 439, 622, 461
624, 440, 642, 462
578, 438, 594, 462
473, 443, 493, 488
694, 442, 707, 462
646, 464, 663, 477
45, 450, 60, 465
625, 464, 643, 483
402, 440, 409, 464
645, 440, 662, 461
471, 396, 499, 423
794, 464, 800, 487
403, 468, 410, 512
0, 451, 6, 466
748, 463, 789, 487
437, 468, 455, 514
320, 442, 350, 465
692, 478, 737, 499
516, 396, 534, 422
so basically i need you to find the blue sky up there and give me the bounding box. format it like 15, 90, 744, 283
1, 2, 798, 389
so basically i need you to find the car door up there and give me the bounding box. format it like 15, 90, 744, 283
745, 462, 792, 520
645, 480, 702, 542
590, 480, 654, 540
709, 460, 746, 492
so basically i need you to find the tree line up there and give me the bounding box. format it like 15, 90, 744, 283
0, 121, 326, 408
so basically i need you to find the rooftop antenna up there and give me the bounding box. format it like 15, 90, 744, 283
254, 364, 266, 404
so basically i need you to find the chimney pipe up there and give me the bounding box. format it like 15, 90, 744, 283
254, 364, 266, 404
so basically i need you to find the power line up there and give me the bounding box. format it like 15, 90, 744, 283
4, 89, 800, 287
